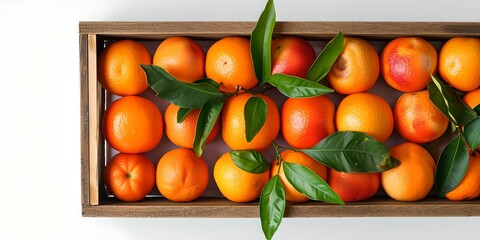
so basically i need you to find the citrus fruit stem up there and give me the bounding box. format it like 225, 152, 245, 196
272, 141, 297, 175
125, 173, 131, 179
455, 125, 471, 151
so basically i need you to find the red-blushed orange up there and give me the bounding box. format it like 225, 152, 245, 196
281, 95, 335, 149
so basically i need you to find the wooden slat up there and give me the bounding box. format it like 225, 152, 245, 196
87, 34, 100, 206
82, 197, 480, 218
79, 34, 90, 207
79, 21, 480, 39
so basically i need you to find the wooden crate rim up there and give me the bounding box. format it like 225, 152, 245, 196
79, 21, 480, 39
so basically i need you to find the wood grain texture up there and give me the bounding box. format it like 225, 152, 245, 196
87, 35, 99, 206
80, 21, 480, 218
80, 34, 90, 208
79, 21, 480, 39
82, 197, 480, 218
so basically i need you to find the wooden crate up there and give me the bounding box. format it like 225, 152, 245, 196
80, 21, 480, 217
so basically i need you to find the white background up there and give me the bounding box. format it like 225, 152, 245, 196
1, 0, 479, 239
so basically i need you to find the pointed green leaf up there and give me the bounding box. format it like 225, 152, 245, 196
465, 118, 480, 150
176, 107, 193, 124
435, 134, 469, 197
142, 64, 224, 109
300, 131, 400, 172
244, 96, 267, 142
230, 150, 270, 174
283, 162, 344, 204
260, 175, 286, 240
266, 73, 333, 98
251, 0, 276, 83
192, 99, 224, 156
306, 31, 344, 82
428, 75, 478, 126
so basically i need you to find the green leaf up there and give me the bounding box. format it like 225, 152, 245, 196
176, 107, 192, 124
142, 64, 224, 109
192, 99, 224, 156
230, 150, 270, 174
428, 75, 478, 126
465, 118, 480, 150
251, 0, 276, 83
474, 105, 480, 115
244, 96, 267, 142
283, 162, 344, 204
300, 131, 400, 172
306, 31, 344, 82
435, 134, 470, 197
194, 78, 221, 89
266, 73, 333, 98
260, 175, 286, 240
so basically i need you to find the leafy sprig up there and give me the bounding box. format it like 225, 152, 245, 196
232, 130, 399, 240
427, 75, 480, 197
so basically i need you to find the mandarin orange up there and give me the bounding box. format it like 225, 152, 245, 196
327, 37, 380, 94
103, 96, 163, 153
270, 150, 328, 202
153, 36, 205, 83
156, 148, 209, 202
281, 95, 335, 149
205, 37, 259, 93
221, 93, 280, 151
98, 39, 151, 96
214, 151, 270, 203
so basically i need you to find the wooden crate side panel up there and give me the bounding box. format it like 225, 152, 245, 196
80, 34, 90, 208
81, 34, 106, 210
81, 197, 480, 218
87, 34, 106, 206
88, 34, 98, 206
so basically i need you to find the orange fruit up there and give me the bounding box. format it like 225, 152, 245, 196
214, 151, 270, 203
221, 93, 280, 151
463, 89, 480, 151
439, 37, 480, 92
281, 95, 335, 149
381, 142, 436, 202
327, 169, 380, 203
394, 90, 449, 143
103, 96, 163, 153
205, 37, 259, 93
97, 39, 151, 96
270, 150, 327, 202
380, 37, 437, 92
327, 37, 380, 94
103, 153, 155, 202
445, 153, 480, 201
156, 148, 209, 202
164, 103, 220, 148
271, 36, 317, 78
335, 92, 394, 142
463, 88, 480, 109
153, 36, 205, 83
